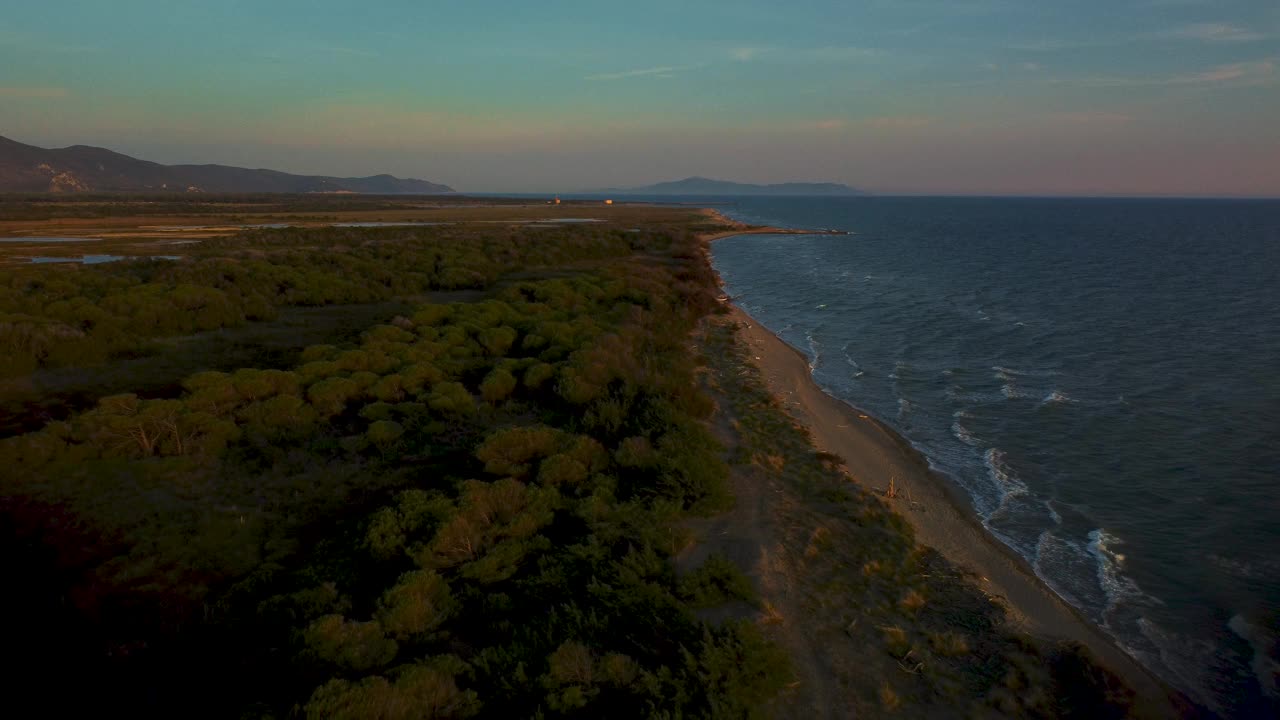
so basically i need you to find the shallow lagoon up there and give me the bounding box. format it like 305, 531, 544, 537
29, 255, 181, 264
0, 237, 104, 243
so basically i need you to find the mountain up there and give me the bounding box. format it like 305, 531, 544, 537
598, 176, 866, 196
0, 135, 453, 194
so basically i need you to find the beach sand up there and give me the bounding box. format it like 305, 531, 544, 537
697, 212, 1185, 715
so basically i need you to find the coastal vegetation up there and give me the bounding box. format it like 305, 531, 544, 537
1, 198, 1142, 717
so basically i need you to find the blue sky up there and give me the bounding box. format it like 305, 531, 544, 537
2, 0, 1278, 195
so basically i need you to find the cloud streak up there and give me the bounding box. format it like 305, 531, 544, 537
1161, 23, 1267, 43
1172, 59, 1275, 84
730, 47, 767, 62
863, 115, 932, 129
1063, 59, 1277, 88
585, 66, 684, 81
725, 44, 878, 63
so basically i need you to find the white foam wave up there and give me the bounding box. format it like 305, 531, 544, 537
888, 359, 908, 381
1046, 500, 1063, 525
993, 365, 1061, 379
951, 410, 981, 447
1041, 390, 1077, 405
1229, 614, 1280, 699
840, 343, 865, 378
897, 397, 912, 420
805, 332, 821, 372
945, 385, 1000, 403
984, 448, 1030, 506
1001, 383, 1030, 399
1087, 529, 1162, 619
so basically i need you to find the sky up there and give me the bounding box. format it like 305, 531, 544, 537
1, 1, 1278, 196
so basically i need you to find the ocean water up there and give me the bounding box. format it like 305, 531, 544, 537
707, 197, 1280, 717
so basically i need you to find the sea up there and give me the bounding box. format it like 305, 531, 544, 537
699, 196, 1279, 718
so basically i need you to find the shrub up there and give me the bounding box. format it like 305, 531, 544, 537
304, 659, 479, 720
679, 554, 755, 608
479, 368, 517, 404
475, 425, 560, 477
376, 570, 456, 640
304, 615, 398, 673
367, 420, 405, 448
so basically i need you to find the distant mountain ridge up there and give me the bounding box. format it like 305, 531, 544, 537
598, 176, 866, 196
0, 135, 453, 194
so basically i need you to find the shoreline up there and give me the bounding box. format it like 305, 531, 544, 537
696, 207, 849, 243
698, 215, 1185, 716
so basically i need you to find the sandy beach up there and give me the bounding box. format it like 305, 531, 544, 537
700, 213, 1184, 716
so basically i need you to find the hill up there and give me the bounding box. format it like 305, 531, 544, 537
0, 135, 453, 194
599, 176, 866, 196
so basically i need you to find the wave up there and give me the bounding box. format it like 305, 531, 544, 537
994, 366, 1065, 401
1087, 529, 1163, 619
946, 385, 1001, 404
889, 359, 909, 381
1206, 553, 1280, 582
1229, 614, 1280, 700
951, 410, 981, 447
1001, 382, 1031, 400
984, 448, 1030, 513
993, 365, 1061, 379
1032, 531, 1091, 608
1040, 390, 1077, 405
805, 331, 821, 372
840, 342, 865, 378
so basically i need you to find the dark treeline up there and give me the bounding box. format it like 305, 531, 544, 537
3, 217, 790, 717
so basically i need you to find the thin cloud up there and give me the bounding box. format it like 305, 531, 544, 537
804, 46, 880, 62
730, 47, 768, 62
1044, 111, 1133, 127
0, 87, 70, 98
863, 116, 932, 129
726, 45, 876, 64
1173, 59, 1275, 84
1008, 23, 1268, 52
1161, 23, 1267, 43
586, 66, 684, 81
1063, 59, 1277, 87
